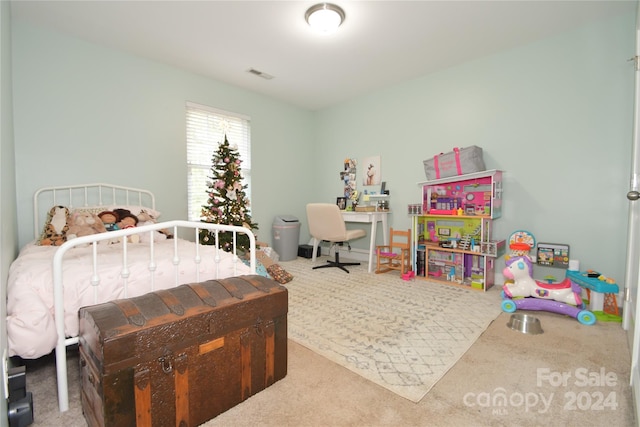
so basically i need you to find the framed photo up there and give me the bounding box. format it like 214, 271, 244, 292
362, 155, 381, 186
438, 228, 451, 236
336, 197, 347, 210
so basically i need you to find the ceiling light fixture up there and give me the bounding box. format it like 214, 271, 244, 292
305, 3, 345, 33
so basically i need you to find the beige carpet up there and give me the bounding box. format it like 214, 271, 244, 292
282, 257, 502, 402
20, 257, 636, 426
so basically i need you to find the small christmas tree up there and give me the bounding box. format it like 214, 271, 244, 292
200, 135, 258, 252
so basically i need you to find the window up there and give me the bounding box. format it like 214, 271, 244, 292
186, 102, 251, 221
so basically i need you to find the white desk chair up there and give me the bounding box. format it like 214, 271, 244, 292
306, 203, 366, 273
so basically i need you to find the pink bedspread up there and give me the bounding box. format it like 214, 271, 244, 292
7, 239, 252, 359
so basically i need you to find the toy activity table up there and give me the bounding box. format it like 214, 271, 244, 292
566, 270, 619, 316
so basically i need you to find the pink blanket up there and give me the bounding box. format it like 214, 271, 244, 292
7, 239, 252, 359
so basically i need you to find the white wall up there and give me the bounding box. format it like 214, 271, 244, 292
313, 13, 635, 284
10, 12, 637, 289
11, 20, 315, 248
1, 0, 17, 423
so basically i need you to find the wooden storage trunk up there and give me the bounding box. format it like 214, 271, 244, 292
78, 275, 288, 427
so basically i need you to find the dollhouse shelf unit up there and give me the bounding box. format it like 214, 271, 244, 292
411, 169, 506, 291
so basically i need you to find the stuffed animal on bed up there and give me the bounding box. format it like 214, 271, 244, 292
115, 209, 141, 243
98, 210, 139, 244
98, 211, 120, 232
116, 210, 138, 229
66, 210, 107, 241
37, 205, 70, 246
136, 210, 173, 243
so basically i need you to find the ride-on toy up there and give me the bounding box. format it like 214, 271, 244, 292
501, 255, 596, 325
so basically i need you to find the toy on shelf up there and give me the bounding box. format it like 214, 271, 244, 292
421, 170, 502, 218
428, 270, 442, 278
447, 266, 456, 281
501, 255, 596, 325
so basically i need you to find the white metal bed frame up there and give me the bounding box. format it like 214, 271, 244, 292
31, 184, 256, 412
33, 183, 156, 239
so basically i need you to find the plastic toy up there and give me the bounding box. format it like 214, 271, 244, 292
447, 266, 456, 281
501, 298, 595, 325
501, 255, 596, 325
503, 256, 581, 305
508, 230, 535, 257
566, 270, 620, 320
401, 270, 415, 281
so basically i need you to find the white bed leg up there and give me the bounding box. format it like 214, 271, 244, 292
56, 340, 69, 412
45, 219, 256, 413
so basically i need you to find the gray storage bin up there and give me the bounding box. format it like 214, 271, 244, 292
272, 215, 300, 261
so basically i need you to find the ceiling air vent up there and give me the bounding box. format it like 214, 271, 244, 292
247, 68, 274, 80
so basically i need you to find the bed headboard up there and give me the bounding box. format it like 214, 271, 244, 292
34, 183, 156, 239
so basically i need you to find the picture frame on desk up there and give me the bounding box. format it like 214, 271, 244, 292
336, 197, 347, 210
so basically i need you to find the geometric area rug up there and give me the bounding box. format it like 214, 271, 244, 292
280, 257, 503, 403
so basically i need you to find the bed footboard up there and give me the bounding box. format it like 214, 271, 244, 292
52, 220, 256, 412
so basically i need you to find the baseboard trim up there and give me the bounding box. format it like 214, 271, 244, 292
333, 247, 369, 262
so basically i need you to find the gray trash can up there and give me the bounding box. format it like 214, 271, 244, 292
272, 215, 300, 261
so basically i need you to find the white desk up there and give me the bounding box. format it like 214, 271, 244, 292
341, 211, 389, 273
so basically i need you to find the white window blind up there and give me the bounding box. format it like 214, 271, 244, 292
186, 101, 251, 221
